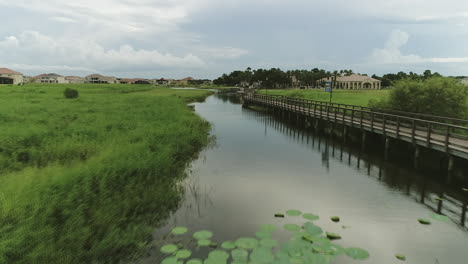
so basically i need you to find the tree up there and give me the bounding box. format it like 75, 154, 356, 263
370, 77, 468, 118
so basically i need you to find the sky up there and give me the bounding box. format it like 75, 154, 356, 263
1, 0, 468, 79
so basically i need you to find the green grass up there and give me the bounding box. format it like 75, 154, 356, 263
0, 84, 214, 263
263, 89, 391, 107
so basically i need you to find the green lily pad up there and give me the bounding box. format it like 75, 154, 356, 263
430, 213, 449, 222
221, 241, 236, 250
193, 230, 213, 240
161, 244, 178, 254
396, 254, 406, 261
260, 238, 278, 248
231, 248, 249, 260
171, 226, 188, 235
204, 258, 227, 264
418, 218, 431, 225
198, 239, 211, 247
185, 259, 203, 264
303, 213, 319, 221
274, 213, 285, 218
303, 222, 323, 236
286, 210, 302, 216
186, 259, 203, 264
250, 247, 275, 263
161, 257, 179, 264
283, 224, 301, 232
208, 250, 230, 260
209, 242, 218, 248
330, 216, 340, 222
235, 237, 259, 249
260, 224, 276, 232
255, 230, 272, 239
326, 232, 341, 240
345, 247, 369, 260
175, 249, 192, 259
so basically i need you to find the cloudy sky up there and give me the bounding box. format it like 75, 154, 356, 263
1, 0, 468, 78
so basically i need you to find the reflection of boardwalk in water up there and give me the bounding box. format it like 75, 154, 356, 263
246, 107, 468, 229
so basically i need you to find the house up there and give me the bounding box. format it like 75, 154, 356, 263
321, 74, 381, 89
177, 77, 194, 85
0, 68, 24, 85
35, 73, 69, 84
155, 78, 175, 85
85, 74, 118, 84
460, 78, 468, 85
65, 76, 85, 84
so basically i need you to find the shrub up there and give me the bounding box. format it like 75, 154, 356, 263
369, 77, 468, 118
64, 88, 79, 99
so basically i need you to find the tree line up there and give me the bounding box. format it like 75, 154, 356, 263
213, 68, 444, 88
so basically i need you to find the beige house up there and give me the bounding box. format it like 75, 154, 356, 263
177, 77, 194, 85
85, 74, 118, 84
65, 76, 85, 84
0, 68, 24, 85
35, 73, 69, 84
322, 74, 381, 89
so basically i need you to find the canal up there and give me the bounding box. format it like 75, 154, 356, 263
142, 93, 468, 264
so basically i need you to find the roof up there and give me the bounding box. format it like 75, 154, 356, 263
180, 77, 194, 81
35, 73, 63, 78
0, 68, 22, 75
65, 76, 84, 79
322, 74, 380, 82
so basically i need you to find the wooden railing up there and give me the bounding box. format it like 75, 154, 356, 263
244, 94, 468, 154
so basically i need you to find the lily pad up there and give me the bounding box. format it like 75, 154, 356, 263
197, 239, 211, 247
193, 230, 213, 240
250, 247, 275, 263
221, 241, 236, 250
345, 247, 370, 260
231, 248, 249, 260
330, 216, 340, 222
303, 222, 323, 236
209, 242, 218, 248
260, 238, 278, 248
255, 231, 272, 239
186, 259, 203, 264
208, 250, 230, 260
260, 224, 276, 232
430, 213, 449, 222
161, 244, 178, 254
161, 257, 179, 264
326, 232, 341, 240
286, 210, 302, 216
235, 237, 259, 249
283, 224, 301, 232
396, 254, 406, 261
418, 218, 431, 225
303, 213, 319, 221
171, 226, 188, 235
274, 213, 285, 218
175, 249, 192, 259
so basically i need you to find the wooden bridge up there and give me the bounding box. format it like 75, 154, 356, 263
242, 93, 468, 162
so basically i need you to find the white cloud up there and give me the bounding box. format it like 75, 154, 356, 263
0, 31, 205, 72
369, 29, 468, 65
49, 16, 76, 23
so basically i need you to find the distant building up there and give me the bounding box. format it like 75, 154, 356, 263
35, 73, 69, 84
85, 74, 118, 84
177, 77, 194, 85
0, 68, 24, 85
321, 74, 381, 89
65, 76, 85, 84
118, 78, 150, 84
155, 78, 175, 85
461, 78, 468, 85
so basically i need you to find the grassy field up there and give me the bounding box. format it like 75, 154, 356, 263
263, 89, 391, 107
0, 84, 214, 263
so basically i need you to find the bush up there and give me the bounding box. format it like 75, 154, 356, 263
64, 88, 79, 99
369, 77, 468, 118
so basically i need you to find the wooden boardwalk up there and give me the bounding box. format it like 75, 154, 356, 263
243, 93, 468, 160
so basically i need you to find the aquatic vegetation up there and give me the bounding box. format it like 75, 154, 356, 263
172, 227, 189, 235
302, 213, 319, 221
396, 254, 406, 261
274, 213, 285, 218
418, 218, 432, 225
430, 213, 449, 222
160, 211, 369, 263
330, 216, 340, 222
161, 244, 179, 254
286, 209, 302, 216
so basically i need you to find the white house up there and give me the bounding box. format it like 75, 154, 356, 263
321, 74, 382, 89
35, 73, 69, 84
0, 68, 24, 85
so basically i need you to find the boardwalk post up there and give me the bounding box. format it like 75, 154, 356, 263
447, 155, 454, 183
343, 126, 347, 144
413, 145, 420, 169
384, 137, 390, 161
361, 131, 366, 152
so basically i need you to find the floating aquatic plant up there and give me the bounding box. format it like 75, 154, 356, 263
418, 218, 431, 225
430, 213, 449, 222
330, 216, 340, 222
396, 254, 406, 261
160, 211, 370, 264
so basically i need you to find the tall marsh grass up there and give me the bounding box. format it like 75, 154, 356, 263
0, 84, 213, 263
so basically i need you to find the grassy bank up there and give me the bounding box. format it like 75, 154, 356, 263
0, 84, 214, 263
263, 89, 391, 107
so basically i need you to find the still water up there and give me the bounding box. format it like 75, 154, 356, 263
143, 93, 468, 264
